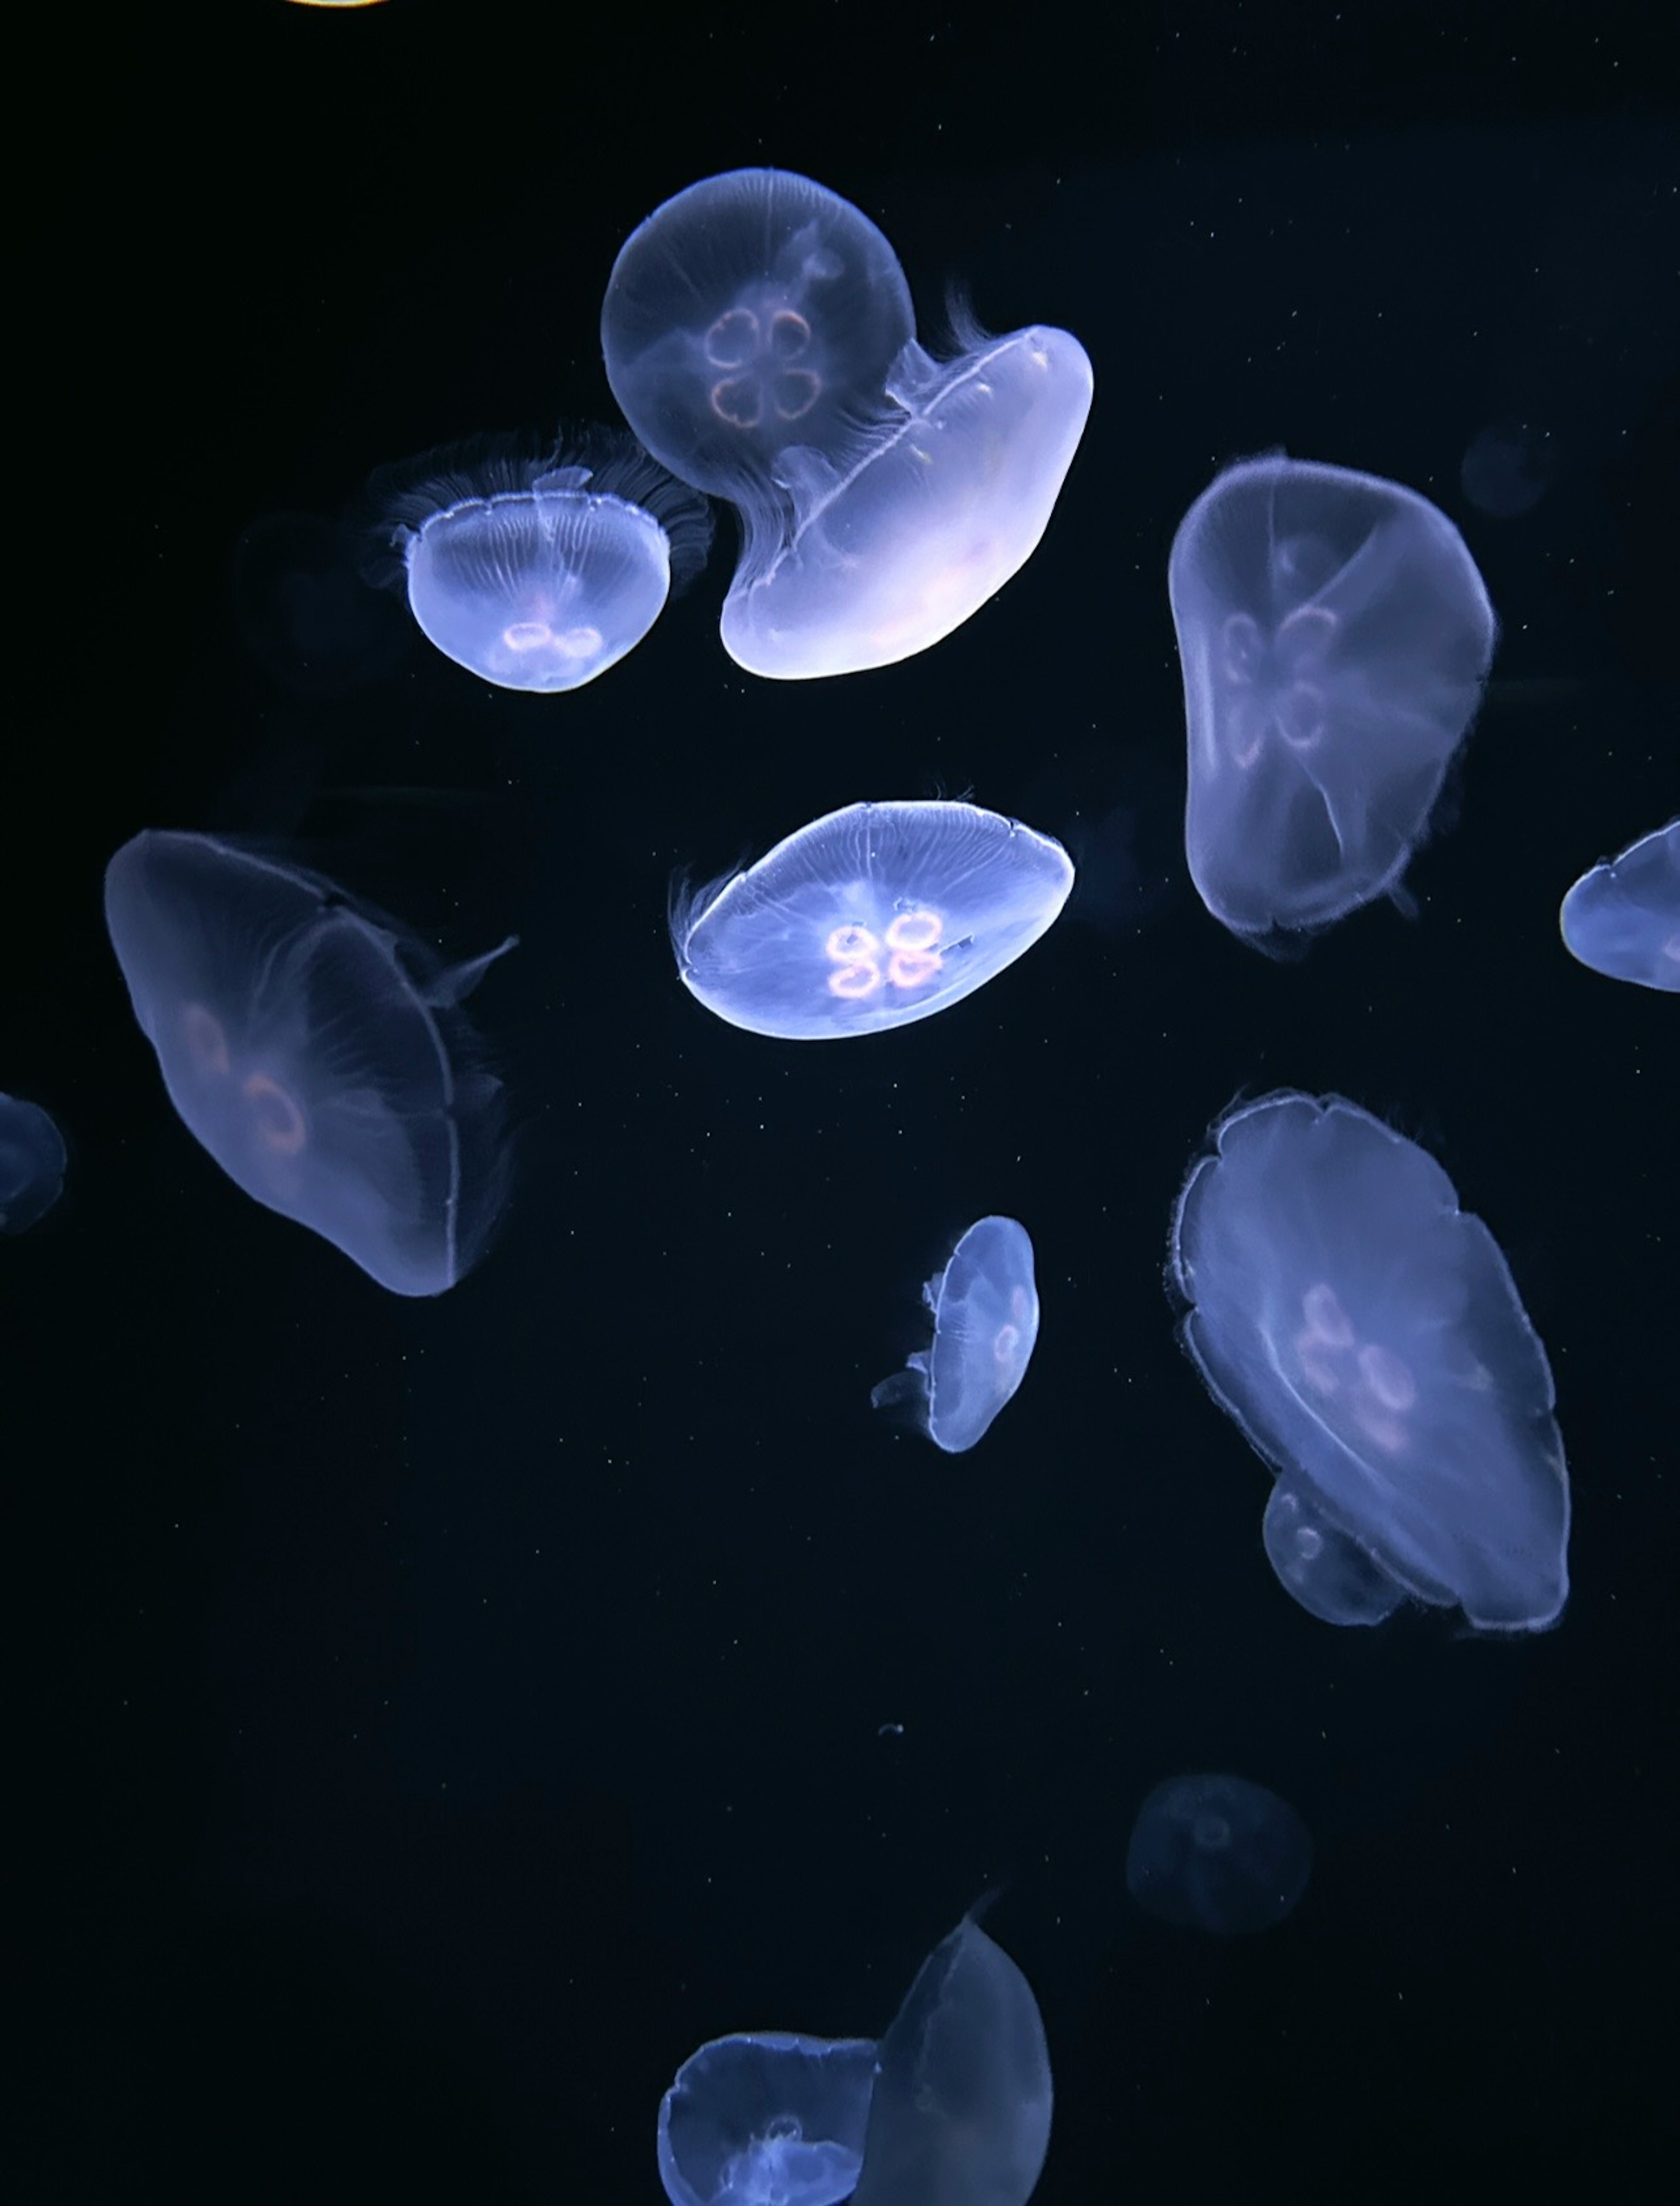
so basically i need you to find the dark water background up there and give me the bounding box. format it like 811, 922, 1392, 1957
18, 4, 1676, 2197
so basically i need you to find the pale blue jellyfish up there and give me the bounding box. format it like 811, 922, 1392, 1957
0, 1094, 67, 1233
1169, 455, 1497, 939
872, 1215, 1040, 1453
105, 830, 512, 1296
1260, 1483, 1400, 1627
602, 168, 1092, 679
368, 427, 710, 692
1168, 1092, 1570, 1632
1559, 819, 1679, 992
672, 802, 1074, 1040
851, 1916, 1053, 2206
658, 2033, 877, 2206
1126, 1774, 1312, 1936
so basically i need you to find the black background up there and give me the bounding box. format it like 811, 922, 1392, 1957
19, 3, 1677, 2199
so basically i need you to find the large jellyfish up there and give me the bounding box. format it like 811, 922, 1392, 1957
367, 427, 711, 692
1558, 819, 1679, 992
658, 2032, 878, 2206
872, 1215, 1040, 1453
602, 168, 1093, 679
1169, 454, 1497, 940
1167, 1091, 1570, 1632
1126, 1773, 1312, 1936
0, 1094, 67, 1233
104, 830, 512, 1296
852, 1915, 1053, 2206
672, 802, 1074, 1040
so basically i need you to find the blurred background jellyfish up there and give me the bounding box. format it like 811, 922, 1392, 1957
873, 1215, 1040, 1453
233, 512, 413, 701
852, 1915, 1053, 2206
104, 830, 513, 1296
1167, 1091, 1570, 1633
1126, 1773, 1312, 1936
657, 2032, 877, 2206
1169, 454, 1497, 942
1558, 819, 1679, 993
366, 427, 711, 692
602, 167, 1092, 679
672, 801, 1074, 1040
0, 1094, 68, 1233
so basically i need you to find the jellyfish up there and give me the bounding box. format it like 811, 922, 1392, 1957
851, 1916, 1053, 2206
1260, 1481, 1401, 1627
233, 512, 413, 700
1126, 1774, 1312, 1936
602, 168, 1092, 679
672, 802, 1074, 1040
1558, 819, 1679, 992
1168, 454, 1497, 940
872, 1215, 1040, 1453
0, 1094, 67, 1233
104, 830, 512, 1296
658, 2032, 878, 2206
1167, 1091, 1570, 1633
366, 427, 711, 692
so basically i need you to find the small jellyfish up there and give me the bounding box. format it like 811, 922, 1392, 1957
104, 830, 513, 1296
1169, 453, 1497, 940
1260, 1481, 1401, 1628
1126, 1774, 1312, 1936
0, 1094, 67, 1233
367, 427, 711, 692
672, 802, 1074, 1040
658, 2032, 878, 2206
1559, 819, 1679, 992
602, 168, 1092, 679
852, 1915, 1053, 2206
873, 1215, 1040, 1453
1459, 421, 1558, 519
1167, 1092, 1570, 1633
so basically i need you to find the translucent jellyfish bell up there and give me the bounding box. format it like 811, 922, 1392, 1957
1260, 1481, 1401, 1627
369, 428, 711, 692
0, 1094, 68, 1233
672, 802, 1074, 1040
852, 1916, 1053, 2206
717, 312, 1094, 681
1559, 819, 1680, 992
657, 2032, 878, 2206
602, 169, 916, 508
873, 1215, 1040, 1453
1169, 454, 1497, 940
1126, 1774, 1313, 1936
602, 168, 1092, 679
1168, 1091, 1570, 1632
104, 830, 513, 1296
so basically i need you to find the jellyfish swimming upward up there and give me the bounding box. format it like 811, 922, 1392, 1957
873, 1215, 1040, 1453
1168, 1090, 1570, 1632
369, 428, 711, 693
1169, 454, 1497, 942
672, 801, 1074, 1040
1559, 819, 1680, 993
602, 167, 1093, 679
104, 830, 513, 1296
